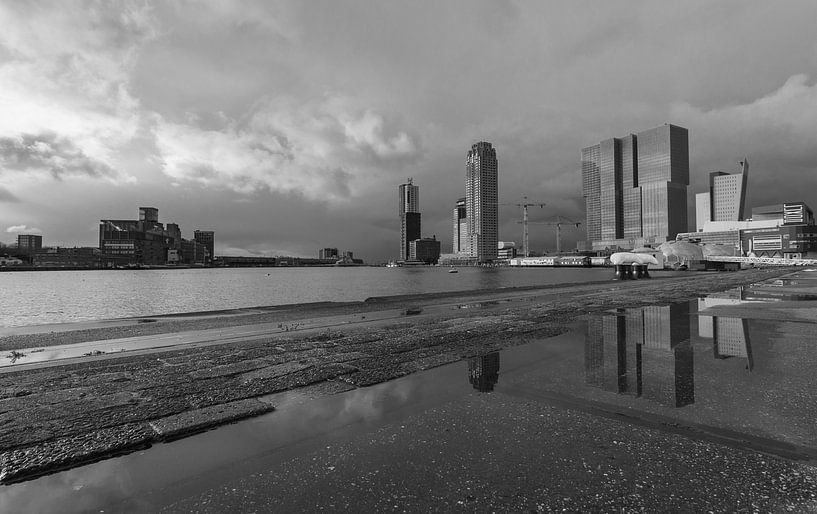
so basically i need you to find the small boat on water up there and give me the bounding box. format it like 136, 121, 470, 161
448, 268, 458, 273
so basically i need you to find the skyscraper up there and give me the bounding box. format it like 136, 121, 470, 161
452, 197, 467, 254
398, 178, 420, 261
582, 124, 689, 250
695, 159, 749, 231
465, 142, 498, 262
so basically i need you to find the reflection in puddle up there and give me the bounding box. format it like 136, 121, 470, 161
586, 297, 761, 408
468, 352, 500, 392
699, 291, 754, 371
586, 304, 694, 408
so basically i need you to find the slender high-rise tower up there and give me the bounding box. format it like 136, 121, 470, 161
398, 178, 420, 261
465, 142, 498, 262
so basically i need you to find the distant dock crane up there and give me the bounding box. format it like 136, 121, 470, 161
528, 215, 582, 255
500, 196, 546, 258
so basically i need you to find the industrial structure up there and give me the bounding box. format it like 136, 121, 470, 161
501, 197, 546, 258
99, 207, 211, 266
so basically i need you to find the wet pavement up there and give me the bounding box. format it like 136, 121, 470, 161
2, 269, 817, 511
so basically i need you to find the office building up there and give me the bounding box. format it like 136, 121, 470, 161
17, 234, 43, 256
582, 124, 689, 250
695, 159, 749, 231
398, 179, 420, 261
409, 237, 441, 264
194, 230, 214, 263
452, 197, 467, 254
465, 141, 499, 262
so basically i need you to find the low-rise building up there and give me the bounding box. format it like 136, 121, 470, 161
33, 247, 101, 268
409, 237, 441, 264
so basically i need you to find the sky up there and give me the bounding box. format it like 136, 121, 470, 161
1, 0, 817, 262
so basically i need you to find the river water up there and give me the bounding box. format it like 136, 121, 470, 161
0, 266, 633, 328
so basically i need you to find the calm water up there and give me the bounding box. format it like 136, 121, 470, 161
0, 266, 623, 327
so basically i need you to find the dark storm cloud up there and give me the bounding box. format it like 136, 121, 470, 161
4, 1, 817, 261
0, 133, 115, 180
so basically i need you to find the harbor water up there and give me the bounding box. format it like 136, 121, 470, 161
0, 266, 643, 328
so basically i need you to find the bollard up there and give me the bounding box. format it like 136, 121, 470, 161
641, 265, 651, 279
630, 264, 640, 279
614, 264, 628, 280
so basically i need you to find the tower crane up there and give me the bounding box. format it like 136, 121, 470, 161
527, 215, 582, 255
499, 197, 546, 258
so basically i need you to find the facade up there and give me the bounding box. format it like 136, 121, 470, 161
398, 179, 420, 261
180, 239, 207, 265
400, 213, 421, 262
193, 230, 214, 263
465, 142, 499, 262
32, 247, 100, 268
497, 241, 517, 260
752, 202, 814, 225
398, 178, 419, 214
742, 224, 817, 259
319, 248, 339, 260
582, 124, 689, 251
16, 234, 43, 260
452, 197, 467, 254
695, 160, 749, 230
409, 237, 441, 264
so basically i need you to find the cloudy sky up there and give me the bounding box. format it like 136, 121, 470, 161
1, 1, 817, 261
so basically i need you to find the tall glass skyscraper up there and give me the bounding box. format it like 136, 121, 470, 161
465, 142, 498, 262
581, 124, 689, 249
398, 179, 420, 261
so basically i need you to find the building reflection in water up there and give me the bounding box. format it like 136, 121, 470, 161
585, 303, 694, 408
468, 352, 500, 392
698, 288, 754, 371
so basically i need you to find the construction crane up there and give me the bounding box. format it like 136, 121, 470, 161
499, 196, 546, 257
528, 215, 582, 255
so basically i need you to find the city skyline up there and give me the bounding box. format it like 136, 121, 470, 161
2, 2, 817, 261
